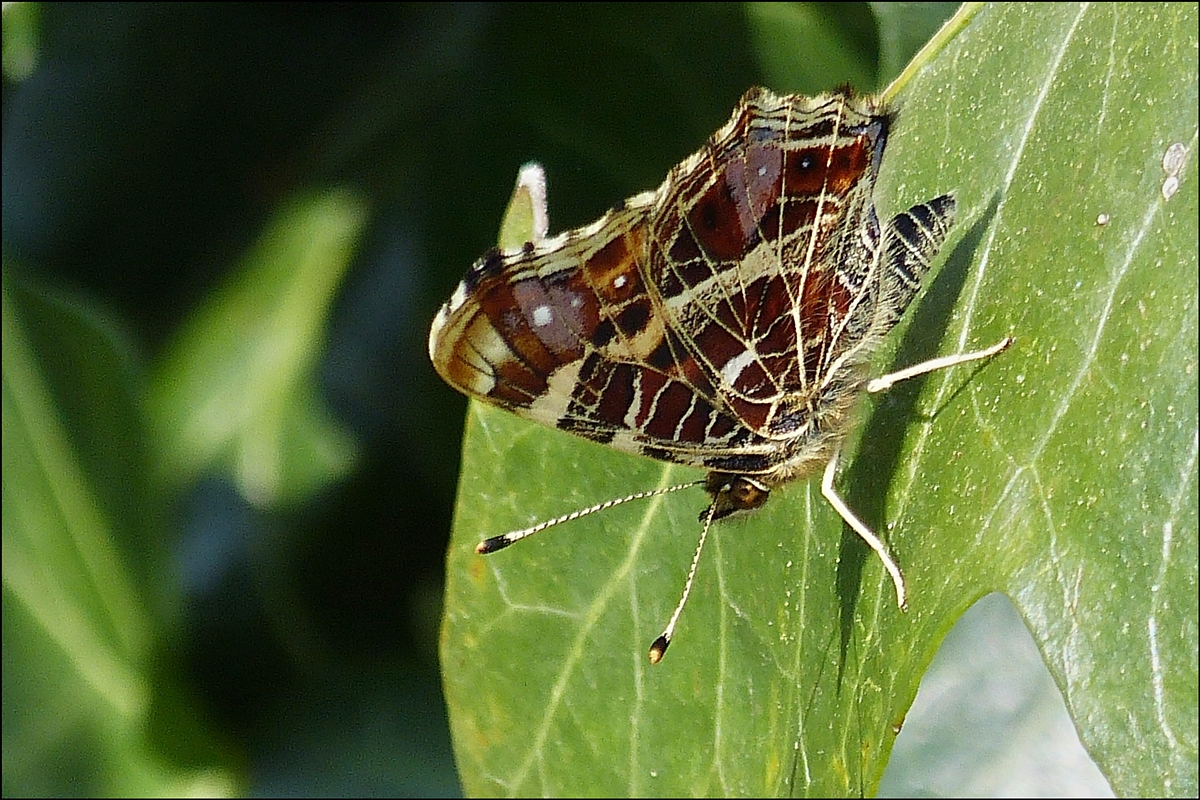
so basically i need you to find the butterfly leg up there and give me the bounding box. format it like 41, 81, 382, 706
866, 337, 1013, 393
821, 448, 908, 609
826, 335, 1012, 608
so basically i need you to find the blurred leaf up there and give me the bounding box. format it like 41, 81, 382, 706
869, 2, 960, 83
3, 271, 235, 797
745, 2, 879, 93
148, 191, 367, 508
2, 1, 40, 82
441, 3, 1197, 797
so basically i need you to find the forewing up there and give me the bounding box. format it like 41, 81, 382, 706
645, 89, 890, 438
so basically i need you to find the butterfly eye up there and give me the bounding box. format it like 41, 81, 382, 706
730, 477, 770, 510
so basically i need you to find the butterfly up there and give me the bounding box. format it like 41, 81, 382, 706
429, 87, 1010, 662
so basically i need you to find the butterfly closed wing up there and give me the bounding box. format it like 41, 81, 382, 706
429, 86, 1009, 661
431, 87, 953, 482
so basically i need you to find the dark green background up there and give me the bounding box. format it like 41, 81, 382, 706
5, 3, 1193, 797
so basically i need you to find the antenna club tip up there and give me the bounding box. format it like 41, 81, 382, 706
476, 538, 507, 555
648, 636, 670, 664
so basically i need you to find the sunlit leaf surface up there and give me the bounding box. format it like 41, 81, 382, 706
442, 4, 1197, 796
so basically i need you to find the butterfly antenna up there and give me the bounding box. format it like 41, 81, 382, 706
649, 497, 719, 663
476, 480, 705, 554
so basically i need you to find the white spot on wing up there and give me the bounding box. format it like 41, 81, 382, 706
532, 305, 553, 327
527, 360, 584, 428
624, 372, 644, 429
720, 349, 758, 387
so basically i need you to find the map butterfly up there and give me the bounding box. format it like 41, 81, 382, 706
429, 87, 1011, 662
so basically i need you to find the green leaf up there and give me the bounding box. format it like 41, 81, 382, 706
441, 4, 1197, 796
869, 2, 961, 86
744, 2, 880, 93
147, 190, 367, 508
2, 1, 40, 82
3, 273, 236, 796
